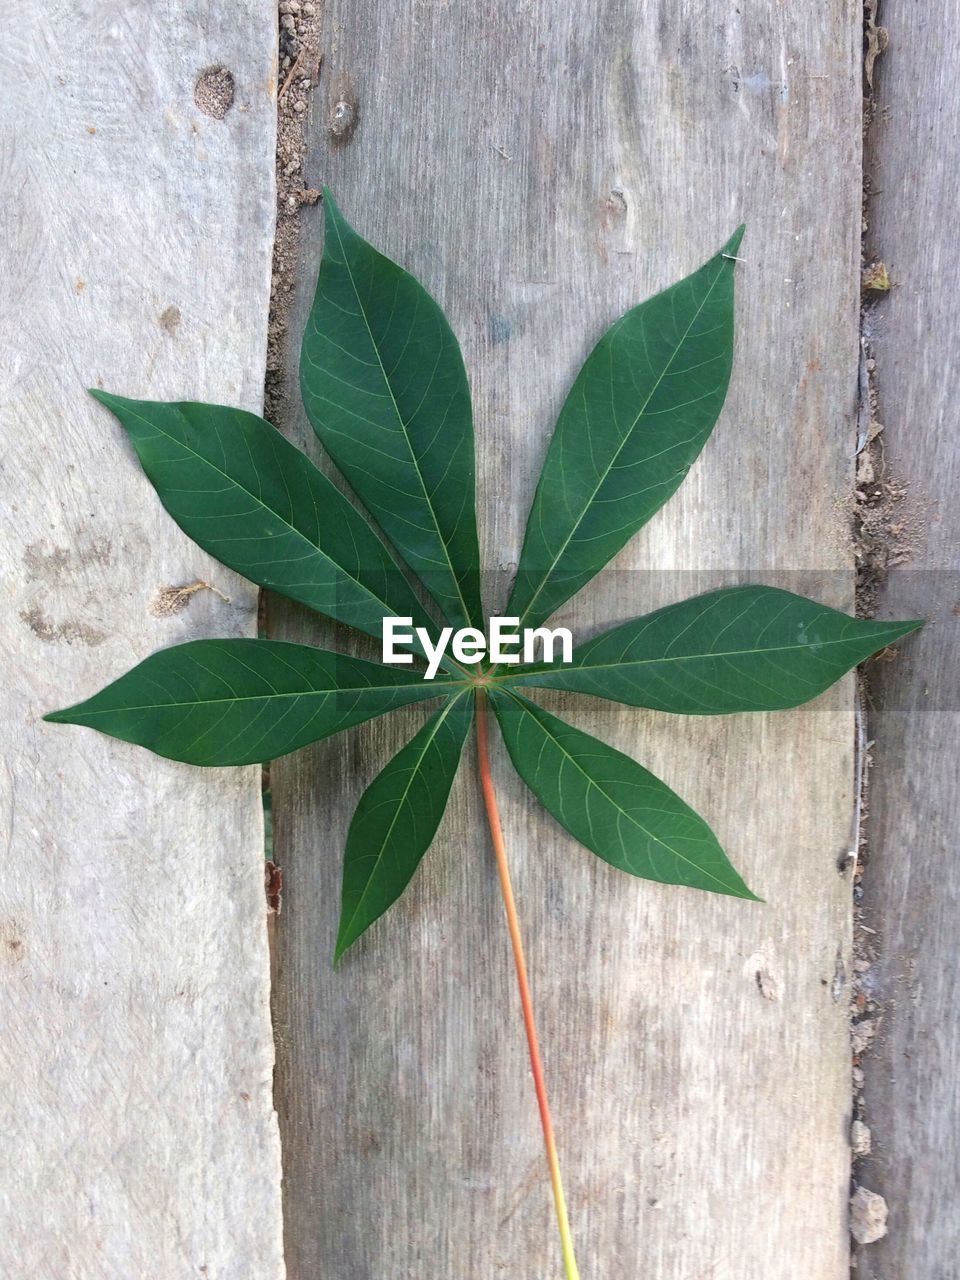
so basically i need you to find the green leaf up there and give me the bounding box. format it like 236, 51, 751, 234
491, 690, 757, 899
507, 229, 743, 629
45, 640, 452, 766
335, 693, 474, 962
89, 392, 438, 647
504, 586, 923, 714
300, 190, 482, 629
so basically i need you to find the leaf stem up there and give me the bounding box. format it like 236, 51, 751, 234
474, 692, 580, 1280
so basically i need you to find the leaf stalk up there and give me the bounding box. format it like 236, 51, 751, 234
474, 692, 580, 1280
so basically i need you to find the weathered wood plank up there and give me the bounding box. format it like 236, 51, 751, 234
272, 3, 862, 1276
854, 4, 960, 1275
0, 5, 284, 1276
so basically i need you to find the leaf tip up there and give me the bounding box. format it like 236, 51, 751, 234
722, 224, 746, 258
720, 872, 762, 903
332, 933, 352, 968
321, 184, 341, 223
333, 910, 359, 966
88, 387, 132, 417
868, 616, 925, 652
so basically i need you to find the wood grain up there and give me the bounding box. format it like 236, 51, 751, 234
0, 5, 284, 1276
272, 3, 862, 1276
853, 4, 960, 1275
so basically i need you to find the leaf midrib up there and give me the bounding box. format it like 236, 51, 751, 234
116, 399, 420, 633
511, 260, 728, 633
63, 682, 450, 717
338, 692, 467, 950
327, 210, 476, 630
500, 627, 911, 683
499, 689, 741, 895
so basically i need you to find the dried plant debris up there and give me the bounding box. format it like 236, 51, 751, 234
267, 1, 322, 421
861, 260, 891, 294
850, 1185, 888, 1245
852, 344, 926, 617
150, 580, 230, 618
851, 1119, 872, 1157
863, 1, 889, 89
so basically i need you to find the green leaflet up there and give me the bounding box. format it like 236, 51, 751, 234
504, 586, 923, 714
300, 190, 483, 630
507, 229, 743, 630
336, 693, 474, 961
45, 640, 453, 766
491, 690, 757, 899
89, 392, 439, 647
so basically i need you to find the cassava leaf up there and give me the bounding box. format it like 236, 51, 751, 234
89, 392, 440, 648
503, 586, 923, 713
300, 190, 483, 630
491, 690, 757, 899
45, 640, 454, 766
335, 692, 474, 962
507, 229, 743, 630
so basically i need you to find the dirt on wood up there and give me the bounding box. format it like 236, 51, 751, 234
194, 66, 236, 120
848, 6, 928, 1253
266, 1, 322, 426
150, 580, 230, 618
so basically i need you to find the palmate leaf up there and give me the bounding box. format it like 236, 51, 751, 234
300, 190, 483, 630
503, 586, 923, 713
491, 689, 756, 899
335, 693, 474, 962
43, 189, 927, 1278
507, 228, 743, 630
45, 640, 454, 766
47, 196, 923, 970
89, 392, 440, 649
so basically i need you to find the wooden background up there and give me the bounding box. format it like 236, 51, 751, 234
2, 1, 955, 1277
273, 3, 860, 1278
853, 2, 960, 1276
0, 4, 283, 1277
